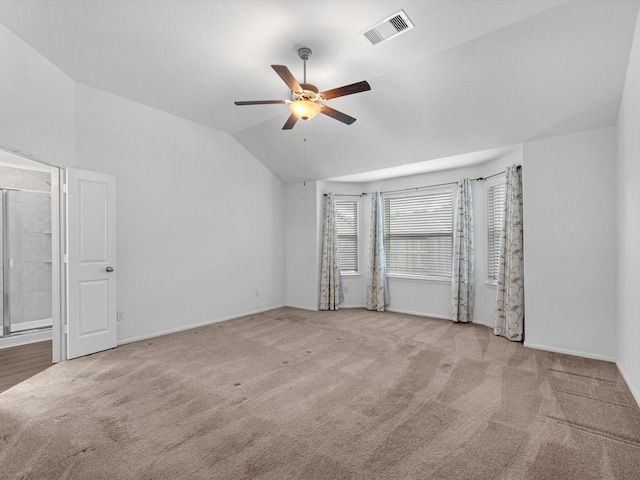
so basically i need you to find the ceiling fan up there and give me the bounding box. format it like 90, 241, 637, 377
234, 47, 371, 130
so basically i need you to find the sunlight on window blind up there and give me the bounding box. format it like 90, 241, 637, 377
384, 188, 453, 279
487, 182, 506, 283
336, 200, 358, 274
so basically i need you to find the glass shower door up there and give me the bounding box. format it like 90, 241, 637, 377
0, 183, 53, 337
1, 188, 18, 337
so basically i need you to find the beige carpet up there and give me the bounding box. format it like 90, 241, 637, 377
1, 307, 639, 479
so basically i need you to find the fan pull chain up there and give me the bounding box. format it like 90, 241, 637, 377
303, 135, 307, 186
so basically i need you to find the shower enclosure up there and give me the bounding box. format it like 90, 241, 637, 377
0, 164, 52, 338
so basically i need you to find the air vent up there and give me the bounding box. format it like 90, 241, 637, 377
362, 10, 414, 45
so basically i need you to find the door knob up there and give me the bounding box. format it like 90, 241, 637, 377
106, 266, 115, 272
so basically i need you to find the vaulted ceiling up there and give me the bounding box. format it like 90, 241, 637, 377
0, 1, 637, 184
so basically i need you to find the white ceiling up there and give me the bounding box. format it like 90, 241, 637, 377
0, 1, 637, 184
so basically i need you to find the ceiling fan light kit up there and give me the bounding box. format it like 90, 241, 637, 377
235, 47, 371, 130
289, 100, 321, 120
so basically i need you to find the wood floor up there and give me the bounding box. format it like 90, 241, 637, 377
0, 340, 52, 394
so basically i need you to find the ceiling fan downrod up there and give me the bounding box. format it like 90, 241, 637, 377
298, 47, 312, 84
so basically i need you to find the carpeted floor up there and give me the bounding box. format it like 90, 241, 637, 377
1, 307, 639, 479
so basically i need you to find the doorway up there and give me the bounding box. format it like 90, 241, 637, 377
0, 148, 61, 362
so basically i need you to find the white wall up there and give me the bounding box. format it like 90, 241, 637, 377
617, 12, 640, 403
0, 22, 75, 166
75, 84, 285, 344
523, 127, 617, 361
284, 181, 321, 310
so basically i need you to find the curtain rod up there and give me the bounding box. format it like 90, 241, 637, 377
471, 164, 521, 182
323, 193, 367, 197
324, 165, 521, 197
325, 180, 456, 197
381, 180, 457, 195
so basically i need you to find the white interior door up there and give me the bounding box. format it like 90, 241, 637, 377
66, 168, 116, 359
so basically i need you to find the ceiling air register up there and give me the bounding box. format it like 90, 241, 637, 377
362, 10, 415, 45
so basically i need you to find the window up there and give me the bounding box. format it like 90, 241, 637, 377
384, 188, 453, 279
336, 200, 358, 274
487, 182, 506, 283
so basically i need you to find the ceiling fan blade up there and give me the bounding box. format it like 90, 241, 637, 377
272, 65, 302, 93
282, 113, 299, 130
320, 105, 356, 125
321, 81, 371, 100
234, 100, 286, 106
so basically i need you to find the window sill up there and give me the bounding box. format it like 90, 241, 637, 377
486, 281, 498, 288
387, 274, 451, 284
341, 273, 361, 278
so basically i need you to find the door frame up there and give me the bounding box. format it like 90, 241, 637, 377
53, 167, 64, 362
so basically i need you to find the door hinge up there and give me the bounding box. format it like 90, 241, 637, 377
62, 184, 67, 194
63, 254, 68, 264
64, 324, 68, 334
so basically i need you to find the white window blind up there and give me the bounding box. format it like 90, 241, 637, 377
487, 182, 506, 283
384, 188, 453, 279
336, 200, 358, 274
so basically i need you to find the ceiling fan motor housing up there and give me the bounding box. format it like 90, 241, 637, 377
292, 83, 321, 102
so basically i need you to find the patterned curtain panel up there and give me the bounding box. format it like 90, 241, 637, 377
494, 165, 524, 341
319, 193, 343, 311
451, 178, 474, 322
366, 192, 389, 311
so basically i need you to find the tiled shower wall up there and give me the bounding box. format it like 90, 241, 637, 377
0, 165, 52, 330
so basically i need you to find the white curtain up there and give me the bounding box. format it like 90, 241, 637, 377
451, 178, 474, 322
494, 165, 524, 341
366, 192, 389, 311
319, 193, 343, 310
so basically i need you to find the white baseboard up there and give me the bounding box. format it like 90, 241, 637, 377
526, 347, 640, 408
117, 305, 286, 346
523, 341, 616, 363
385, 308, 451, 321
472, 319, 494, 328
384, 308, 493, 326
283, 304, 319, 312
616, 361, 640, 409
340, 304, 365, 309
0, 329, 52, 350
